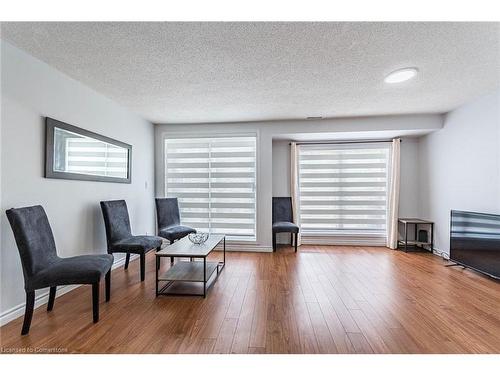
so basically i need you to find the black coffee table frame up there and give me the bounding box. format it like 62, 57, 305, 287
155, 235, 225, 298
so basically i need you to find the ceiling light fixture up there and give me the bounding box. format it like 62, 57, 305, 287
384, 67, 418, 84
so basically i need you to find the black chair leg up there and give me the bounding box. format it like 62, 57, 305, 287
295, 233, 298, 252
105, 271, 111, 302
21, 291, 35, 335
124, 253, 130, 270
140, 253, 146, 281
92, 282, 99, 323
170, 240, 174, 265
156, 247, 161, 270
47, 286, 56, 311
272, 232, 276, 252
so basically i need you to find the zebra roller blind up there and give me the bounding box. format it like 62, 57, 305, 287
298, 143, 390, 236
164, 135, 257, 241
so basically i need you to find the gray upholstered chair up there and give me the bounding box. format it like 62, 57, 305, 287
100, 200, 163, 281
155, 198, 196, 263
6, 205, 113, 335
155, 198, 196, 243
272, 197, 299, 252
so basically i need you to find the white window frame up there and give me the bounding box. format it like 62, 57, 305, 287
162, 131, 259, 243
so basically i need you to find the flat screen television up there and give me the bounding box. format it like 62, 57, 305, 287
450, 210, 500, 279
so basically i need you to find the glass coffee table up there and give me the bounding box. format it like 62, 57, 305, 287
155, 235, 225, 298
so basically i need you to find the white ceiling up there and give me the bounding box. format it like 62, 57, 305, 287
1, 22, 499, 124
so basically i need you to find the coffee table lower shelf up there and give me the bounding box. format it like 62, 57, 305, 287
156, 260, 223, 297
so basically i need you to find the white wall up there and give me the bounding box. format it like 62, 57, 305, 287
0, 41, 156, 323
272, 140, 291, 197
418, 90, 500, 255
155, 115, 442, 250
399, 138, 421, 217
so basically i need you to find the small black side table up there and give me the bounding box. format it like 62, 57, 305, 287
398, 218, 434, 252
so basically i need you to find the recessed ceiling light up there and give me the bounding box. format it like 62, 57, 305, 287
384, 67, 418, 84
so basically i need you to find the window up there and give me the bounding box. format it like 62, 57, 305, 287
164, 135, 257, 241
298, 143, 390, 237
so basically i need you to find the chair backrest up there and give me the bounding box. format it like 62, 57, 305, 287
272, 197, 293, 223
155, 198, 181, 230
100, 200, 132, 247
5, 205, 59, 279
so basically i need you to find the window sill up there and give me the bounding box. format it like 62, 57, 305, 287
301, 233, 387, 246
301, 231, 386, 238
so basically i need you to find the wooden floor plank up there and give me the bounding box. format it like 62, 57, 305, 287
212, 318, 238, 354
248, 280, 269, 348
291, 283, 321, 354
230, 284, 257, 353
305, 302, 339, 353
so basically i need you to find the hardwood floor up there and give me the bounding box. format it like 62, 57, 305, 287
1, 245, 499, 354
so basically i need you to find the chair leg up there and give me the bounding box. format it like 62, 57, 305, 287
156, 247, 161, 270
105, 271, 111, 302
21, 291, 35, 335
124, 253, 130, 270
140, 253, 146, 281
92, 282, 99, 323
47, 286, 56, 311
170, 240, 174, 265
272, 232, 276, 252
295, 233, 298, 252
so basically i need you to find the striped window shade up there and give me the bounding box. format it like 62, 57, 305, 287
298, 143, 390, 237
64, 135, 129, 178
164, 135, 257, 241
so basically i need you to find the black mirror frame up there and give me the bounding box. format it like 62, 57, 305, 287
45, 117, 132, 184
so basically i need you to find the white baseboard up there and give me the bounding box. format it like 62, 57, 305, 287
431, 247, 450, 260
0, 285, 80, 328
216, 243, 273, 253
0, 254, 136, 327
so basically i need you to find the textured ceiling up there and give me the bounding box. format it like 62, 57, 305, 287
1, 22, 499, 124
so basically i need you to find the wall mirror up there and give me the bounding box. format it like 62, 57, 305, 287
45, 117, 132, 183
